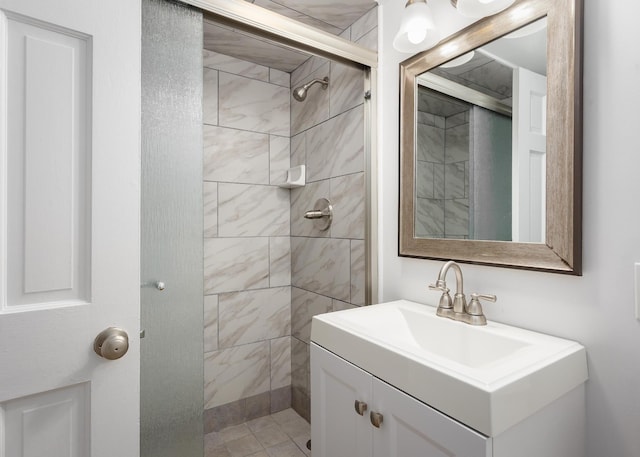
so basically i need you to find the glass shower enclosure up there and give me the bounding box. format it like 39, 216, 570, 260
141, 0, 204, 456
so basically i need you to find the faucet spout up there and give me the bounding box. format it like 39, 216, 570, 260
437, 261, 464, 294
436, 261, 467, 316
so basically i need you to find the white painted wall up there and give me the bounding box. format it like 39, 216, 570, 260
375, 1, 640, 456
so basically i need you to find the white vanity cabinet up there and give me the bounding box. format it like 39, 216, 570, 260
311, 301, 587, 457
311, 342, 587, 457
371, 376, 491, 457
311, 343, 491, 457
310, 342, 373, 457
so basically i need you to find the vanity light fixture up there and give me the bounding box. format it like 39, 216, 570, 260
393, 0, 440, 53
451, 0, 516, 18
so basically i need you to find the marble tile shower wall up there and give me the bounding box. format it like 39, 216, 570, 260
201, 5, 377, 430
202, 49, 294, 433
288, 7, 377, 422
415, 110, 470, 239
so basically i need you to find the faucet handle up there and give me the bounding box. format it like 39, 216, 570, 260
464, 293, 497, 326
472, 293, 496, 304
429, 281, 454, 318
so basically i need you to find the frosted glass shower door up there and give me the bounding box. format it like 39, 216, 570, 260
141, 1, 204, 456
470, 106, 513, 241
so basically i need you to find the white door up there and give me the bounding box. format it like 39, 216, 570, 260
311, 344, 373, 457
512, 66, 547, 243
372, 378, 491, 457
0, 0, 140, 456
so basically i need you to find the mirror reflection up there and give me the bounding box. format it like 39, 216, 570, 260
414, 17, 547, 243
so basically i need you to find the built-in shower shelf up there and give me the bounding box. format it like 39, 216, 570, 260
278, 165, 305, 188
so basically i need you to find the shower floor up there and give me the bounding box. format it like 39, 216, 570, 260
205, 408, 311, 457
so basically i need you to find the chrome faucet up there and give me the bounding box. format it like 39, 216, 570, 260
429, 261, 466, 320
428, 261, 497, 326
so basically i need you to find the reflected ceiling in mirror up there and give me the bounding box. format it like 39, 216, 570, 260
399, 0, 583, 274
414, 18, 547, 243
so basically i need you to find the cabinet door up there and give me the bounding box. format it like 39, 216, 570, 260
372, 378, 492, 457
311, 343, 373, 457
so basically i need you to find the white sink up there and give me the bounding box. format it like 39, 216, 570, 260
311, 300, 587, 436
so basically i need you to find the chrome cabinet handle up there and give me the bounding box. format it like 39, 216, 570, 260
94, 327, 129, 360
370, 411, 384, 428
156, 281, 166, 291
354, 400, 368, 416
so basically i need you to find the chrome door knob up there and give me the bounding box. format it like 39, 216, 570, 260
94, 327, 129, 360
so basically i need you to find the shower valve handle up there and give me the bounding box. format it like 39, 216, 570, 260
303, 198, 333, 231
304, 209, 329, 219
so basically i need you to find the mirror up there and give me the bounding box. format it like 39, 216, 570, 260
415, 17, 547, 243
399, 0, 582, 274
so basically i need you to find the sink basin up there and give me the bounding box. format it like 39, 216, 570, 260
341, 305, 529, 369
311, 300, 587, 436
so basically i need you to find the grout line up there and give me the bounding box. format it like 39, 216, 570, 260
216, 68, 220, 127
203, 121, 289, 139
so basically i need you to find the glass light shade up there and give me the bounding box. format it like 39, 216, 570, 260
439, 51, 475, 68
455, 0, 516, 18
505, 17, 548, 39
393, 1, 440, 53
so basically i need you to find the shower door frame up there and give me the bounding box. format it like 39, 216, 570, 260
180, 0, 380, 305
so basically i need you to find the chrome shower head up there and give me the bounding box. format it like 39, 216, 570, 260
292, 86, 308, 102
292, 76, 329, 102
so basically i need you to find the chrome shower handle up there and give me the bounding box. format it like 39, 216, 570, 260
304, 209, 330, 219
303, 198, 332, 231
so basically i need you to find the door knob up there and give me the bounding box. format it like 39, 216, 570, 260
94, 327, 129, 360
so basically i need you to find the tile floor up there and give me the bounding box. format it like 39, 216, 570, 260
205, 408, 311, 457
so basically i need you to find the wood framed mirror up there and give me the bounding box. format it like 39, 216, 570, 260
399, 0, 582, 274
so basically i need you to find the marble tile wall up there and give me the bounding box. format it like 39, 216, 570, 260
415, 109, 470, 239
416, 113, 446, 237
433, 57, 514, 101
202, 5, 378, 429
289, 6, 377, 422
203, 49, 293, 432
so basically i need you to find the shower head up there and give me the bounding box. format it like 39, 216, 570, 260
292, 76, 329, 102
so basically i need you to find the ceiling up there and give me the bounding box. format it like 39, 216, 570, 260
432, 53, 514, 101
203, 0, 376, 72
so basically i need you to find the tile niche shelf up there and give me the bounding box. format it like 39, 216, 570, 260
278, 165, 306, 189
